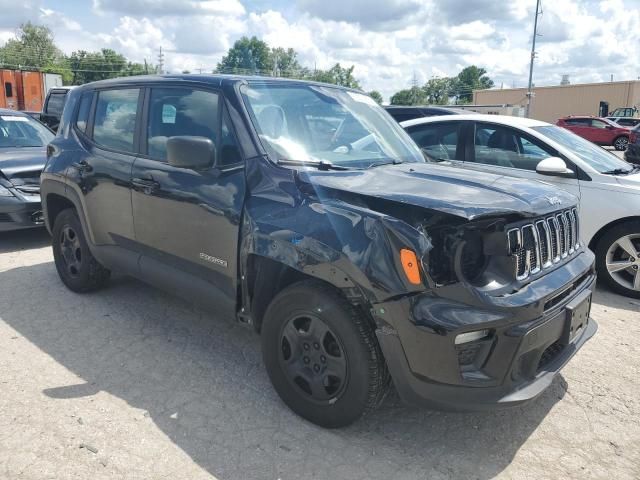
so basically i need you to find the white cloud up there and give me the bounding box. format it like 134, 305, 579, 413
93, 0, 245, 17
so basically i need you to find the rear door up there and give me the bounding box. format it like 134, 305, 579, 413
562, 118, 591, 139
462, 121, 581, 199
131, 85, 246, 309
590, 119, 613, 144
68, 87, 140, 250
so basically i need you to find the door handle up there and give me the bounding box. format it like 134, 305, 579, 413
131, 177, 160, 193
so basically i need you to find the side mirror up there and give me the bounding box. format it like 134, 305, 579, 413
536, 157, 575, 177
166, 136, 216, 170
606, 125, 615, 130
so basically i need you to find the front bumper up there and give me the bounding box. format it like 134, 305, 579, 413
0, 192, 44, 232
624, 144, 640, 164
373, 250, 597, 410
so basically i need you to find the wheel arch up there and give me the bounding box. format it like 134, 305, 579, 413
588, 215, 640, 251
245, 254, 374, 334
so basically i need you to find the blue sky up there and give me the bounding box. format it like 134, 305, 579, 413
1, 0, 639, 101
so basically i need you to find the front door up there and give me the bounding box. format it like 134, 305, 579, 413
463, 121, 581, 200
131, 86, 246, 304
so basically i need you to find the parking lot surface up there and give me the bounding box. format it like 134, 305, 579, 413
1, 228, 639, 480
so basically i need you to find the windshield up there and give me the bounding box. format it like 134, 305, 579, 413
241, 83, 424, 168
532, 125, 633, 174
0, 114, 54, 148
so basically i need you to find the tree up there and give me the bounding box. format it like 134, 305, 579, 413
216, 36, 272, 74
453, 66, 494, 103
0, 22, 63, 69
423, 77, 453, 105
270, 47, 301, 76
368, 90, 383, 104
308, 63, 361, 89
69, 49, 128, 84
390, 86, 426, 105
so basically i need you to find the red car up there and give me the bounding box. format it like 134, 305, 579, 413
556, 116, 630, 151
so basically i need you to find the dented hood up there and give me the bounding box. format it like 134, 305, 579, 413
299, 162, 577, 220
0, 147, 46, 184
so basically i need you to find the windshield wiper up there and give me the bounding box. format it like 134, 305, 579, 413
601, 168, 633, 175
277, 158, 350, 171
367, 159, 404, 169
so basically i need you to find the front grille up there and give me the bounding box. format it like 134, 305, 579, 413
508, 208, 580, 281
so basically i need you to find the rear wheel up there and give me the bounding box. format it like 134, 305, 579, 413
613, 136, 629, 151
52, 208, 110, 292
595, 221, 640, 298
261, 280, 389, 428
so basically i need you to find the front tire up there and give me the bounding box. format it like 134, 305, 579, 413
52, 208, 110, 293
613, 136, 629, 151
595, 221, 640, 298
261, 280, 389, 428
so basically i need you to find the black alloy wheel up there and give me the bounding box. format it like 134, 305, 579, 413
279, 314, 348, 403
59, 225, 83, 277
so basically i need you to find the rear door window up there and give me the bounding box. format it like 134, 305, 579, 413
92, 89, 140, 153
406, 122, 462, 161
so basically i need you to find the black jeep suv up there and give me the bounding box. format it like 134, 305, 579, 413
41, 75, 596, 428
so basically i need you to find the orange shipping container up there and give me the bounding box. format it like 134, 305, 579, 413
0, 69, 19, 110
16, 71, 44, 111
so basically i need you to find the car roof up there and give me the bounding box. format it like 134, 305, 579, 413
400, 113, 550, 128
384, 105, 469, 114
76, 73, 364, 93
0, 108, 28, 117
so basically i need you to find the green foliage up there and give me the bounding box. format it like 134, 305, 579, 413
307, 63, 361, 89
423, 77, 453, 105
0, 22, 64, 69
389, 66, 494, 106
454, 66, 494, 103
216, 36, 273, 74
368, 90, 384, 104
390, 87, 426, 106
271, 47, 302, 76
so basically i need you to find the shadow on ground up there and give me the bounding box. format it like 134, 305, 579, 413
0, 228, 50, 254
0, 259, 567, 480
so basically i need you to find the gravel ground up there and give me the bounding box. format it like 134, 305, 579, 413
1, 228, 639, 480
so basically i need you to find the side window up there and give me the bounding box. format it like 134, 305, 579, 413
406, 122, 462, 161
93, 89, 140, 153
591, 120, 608, 129
147, 87, 219, 162
565, 118, 590, 126
46, 92, 68, 116
472, 123, 554, 171
75, 92, 93, 133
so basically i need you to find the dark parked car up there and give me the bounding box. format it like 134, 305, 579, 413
624, 124, 640, 164
384, 105, 468, 123
556, 115, 630, 151
42, 75, 596, 427
40, 86, 75, 132
0, 108, 53, 231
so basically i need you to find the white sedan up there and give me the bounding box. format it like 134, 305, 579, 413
401, 114, 640, 298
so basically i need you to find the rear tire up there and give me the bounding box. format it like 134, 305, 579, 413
261, 280, 389, 428
595, 221, 640, 298
52, 208, 110, 292
613, 136, 629, 151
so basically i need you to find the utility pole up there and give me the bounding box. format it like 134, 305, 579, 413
525, 0, 541, 118
157, 46, 164, 75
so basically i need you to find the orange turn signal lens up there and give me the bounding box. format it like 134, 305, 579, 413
400, 248, 421, 285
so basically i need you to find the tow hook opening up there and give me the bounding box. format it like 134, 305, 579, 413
31, 210, 44, 225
